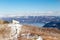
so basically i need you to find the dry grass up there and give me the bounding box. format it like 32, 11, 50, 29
0, 20, 60, 40
18, 25, 60, 40
0, 24, 11, 40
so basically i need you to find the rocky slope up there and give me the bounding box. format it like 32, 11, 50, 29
0, 20, 60, 40
18, 25, 60, 40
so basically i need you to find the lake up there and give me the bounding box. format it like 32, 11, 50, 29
21, 23, 45, 27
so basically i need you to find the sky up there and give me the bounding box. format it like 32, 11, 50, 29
0, 0, 60, 16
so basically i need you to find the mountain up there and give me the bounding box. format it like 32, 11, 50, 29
0, 16, 60, 23
0, 19, 60, 40
43, 21, 60, 29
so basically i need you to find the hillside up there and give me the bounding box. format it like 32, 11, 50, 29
0, 20, 60, 40
18, 25, 60, 40
0, 20, 9, 24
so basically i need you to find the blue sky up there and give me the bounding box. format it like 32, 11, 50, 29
0, 0, 60, 16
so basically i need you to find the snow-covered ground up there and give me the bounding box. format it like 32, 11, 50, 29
7, 20, 23, 40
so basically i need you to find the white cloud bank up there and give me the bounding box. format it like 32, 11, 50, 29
0, 11, 60, 17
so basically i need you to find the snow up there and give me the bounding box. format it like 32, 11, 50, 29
37, 36, 43, 40
8, 20, 23, 40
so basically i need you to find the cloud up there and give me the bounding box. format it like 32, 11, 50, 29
0, 11, 60, 16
